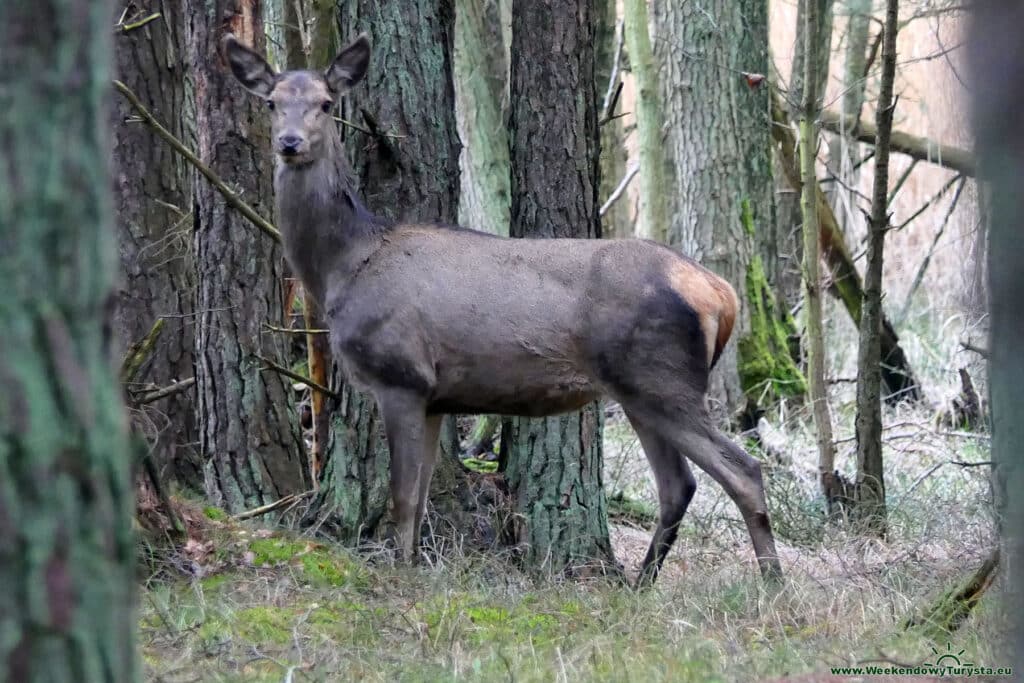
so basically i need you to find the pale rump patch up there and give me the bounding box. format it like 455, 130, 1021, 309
667, 260, 739, 369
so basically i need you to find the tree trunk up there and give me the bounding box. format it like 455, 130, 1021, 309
185, 0, 309, 513
853, 0, 898, 535
777, 0, 835, 308
770, 91, 923, 403
0, 1, 136, 679
309, 0, 467, 544
506, 0, 616, 576
969, 2, 1024, 666
790, 0, 835, 110
826, 0, 873, 224
652, 0, 802, 420
596, 0, 630, 239
624, 0, 667, 243
800, 0, 840, 507
112, 1, 200, 489
454, 0, 510, 236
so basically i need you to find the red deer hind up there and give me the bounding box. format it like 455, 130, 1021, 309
221, 32, 782, 586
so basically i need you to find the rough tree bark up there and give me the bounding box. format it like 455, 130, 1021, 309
853, 0, 899, 535
596, 0, 630, 239
185, 0, 309, 512
112, 0, 201, 489
506, 0, 616, 575
454, 0, 510, 237
968, 2, 1024, 666
799, 0, 839, 506
777, 0, 835, 308
0, 1, 137, 679
652, 0, 803, 419
624, 0, 667, 243
308, 0, 467, 544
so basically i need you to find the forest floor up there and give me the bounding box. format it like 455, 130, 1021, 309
138, 395, 1007, 682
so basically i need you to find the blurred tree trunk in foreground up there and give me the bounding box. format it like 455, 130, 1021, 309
968, 0, 1024, 667
653, 0, 804, 421
506, 0, 616, 576
0, 1, 137, 679
112, 0, 201, 489
185, 0, 309, 512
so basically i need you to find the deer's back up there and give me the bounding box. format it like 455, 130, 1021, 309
325, 225, 736, 414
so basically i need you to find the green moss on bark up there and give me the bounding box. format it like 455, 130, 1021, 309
738, 254, 807, 403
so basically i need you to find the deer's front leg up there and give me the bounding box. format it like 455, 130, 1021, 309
378, 390, 429, 562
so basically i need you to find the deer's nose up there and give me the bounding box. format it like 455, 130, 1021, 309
279, 134, 303, 154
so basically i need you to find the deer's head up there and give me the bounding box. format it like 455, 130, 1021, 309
222, 33, 370, 166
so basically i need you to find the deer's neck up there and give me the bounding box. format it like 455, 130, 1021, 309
273, 135, 390, 307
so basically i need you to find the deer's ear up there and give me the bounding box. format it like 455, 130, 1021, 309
222, 34, 277, 98
325, 33, 370, 93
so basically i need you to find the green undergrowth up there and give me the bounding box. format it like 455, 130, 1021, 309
139, 522, 1006, 683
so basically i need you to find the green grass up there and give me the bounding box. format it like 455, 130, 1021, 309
139, 521, 1008, 683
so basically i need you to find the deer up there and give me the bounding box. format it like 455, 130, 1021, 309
221, 32, 783, 586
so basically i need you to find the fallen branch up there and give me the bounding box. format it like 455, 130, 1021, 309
821, 109, 976, 177
600, 162, 639, 217
135, 377, 196, 406
254, 353, 341, 402
233, 491, 315, 521
894, 172, 962, 231
905, 547, 1000, 638
897, 176, 967, 324
113, 80, 282, 243
264, 323, 329, 335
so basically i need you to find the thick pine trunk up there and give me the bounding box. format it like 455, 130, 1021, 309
652, 0, 802, 419
0, 1, 137, 679
112, 0, 201, 489
309, 0, 466, 544
185, 0, 309, 512
506, 0, 616, 576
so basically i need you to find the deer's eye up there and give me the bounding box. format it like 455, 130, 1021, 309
321, 100, 333, 113
266, 100, 275, 111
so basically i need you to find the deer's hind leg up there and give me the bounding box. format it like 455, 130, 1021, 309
653, 407, 781, 581
626, 411, 698, 587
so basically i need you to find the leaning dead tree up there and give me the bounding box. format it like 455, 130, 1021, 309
771, 92, 922, 402
820, 110, 975, 177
